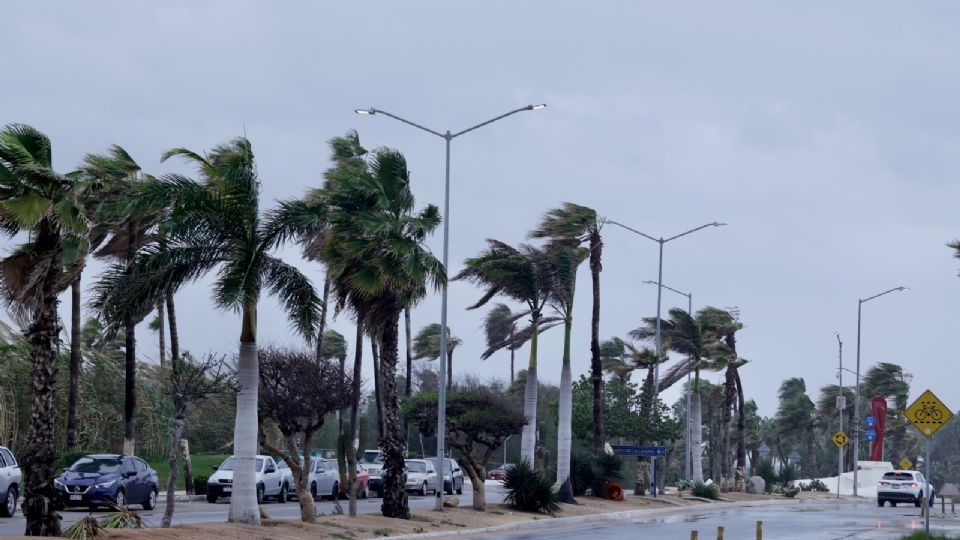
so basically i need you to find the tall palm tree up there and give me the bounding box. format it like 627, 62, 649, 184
91, 137, 325, 525
530, 203, 605, 452
0, 124, 87, 535
543, 241, 586, 496
600, 337, 631, 383
320, 146, 444, 520
483, 304, 518, 384
455, 240, 560, 465
412, 323, 461, 388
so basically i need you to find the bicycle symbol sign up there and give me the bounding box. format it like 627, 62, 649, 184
905, 389, 954, 439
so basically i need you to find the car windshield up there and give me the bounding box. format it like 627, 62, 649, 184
69, 457, 122, 474
883, 472, 915, 481
362, 451, 382, 463
443, 460, 456, 472
219, 457, 265, 472
407, 461, 427, 473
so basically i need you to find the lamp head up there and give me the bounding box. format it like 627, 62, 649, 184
713, 222, 728, 227
354, 108, 376, 115
527, 104, 547, 110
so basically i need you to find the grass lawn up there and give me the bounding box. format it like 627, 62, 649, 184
900, 533, 959, 540
144, 453, 230, 491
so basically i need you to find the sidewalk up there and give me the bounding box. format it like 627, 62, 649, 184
157, 490, 206, 503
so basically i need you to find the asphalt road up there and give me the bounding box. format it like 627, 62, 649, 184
0, 484, 502, 536
468, 500, 960, 540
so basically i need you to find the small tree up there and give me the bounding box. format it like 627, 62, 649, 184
161, 353, 230, 527
257, 347, 350, 522
405, 389, 525, 511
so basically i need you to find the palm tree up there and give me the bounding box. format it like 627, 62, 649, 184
91, 137, 325, 525
530, 203, 605, 452
483, 304, 518, 384
0, 124, 87, 535
774, 377, 816, 473
412, 323, 462, 388
320, 146, 444, 520
455, 241, 560, 465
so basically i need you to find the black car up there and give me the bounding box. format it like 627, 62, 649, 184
54, 454, 159, 510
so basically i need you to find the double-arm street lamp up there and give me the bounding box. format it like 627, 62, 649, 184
642, 280, 693, 481
852, 286, 908, 497
356, 104, 546, 510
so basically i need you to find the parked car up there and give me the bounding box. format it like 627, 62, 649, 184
486, 463, 515, 481
54, 454, 159, 510
308, 459, 369, 500
0, 446, 22, 517
404, 459, 439, 496
206, 455, 286, 504
362, 451, 384, 497
878, 470, 935, 507
425, 457, 464, 495
276, 459, 295, 500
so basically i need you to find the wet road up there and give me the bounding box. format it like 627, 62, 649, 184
466, 500, 960, 540
0, 483, 502, 536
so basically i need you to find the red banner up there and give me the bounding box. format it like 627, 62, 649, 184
869, 397, 887, 462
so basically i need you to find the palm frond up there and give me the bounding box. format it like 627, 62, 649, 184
261, 254, 322, 341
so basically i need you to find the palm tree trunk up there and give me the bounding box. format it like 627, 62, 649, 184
66, 274, 82, 452
166, 289, 192, 494
315, 275, 331, 364
21, 223, 63, 536
378, 312, 409, 519
734, 367, 746, 491
123, 221, 139, 456
371, 337, 384, 439
166, 289, 180, 364
721, 364, 736, 482
347, 320, 364, 516
228, 304, 260, 525
509, 331, 515, 385
403, 307, 412, 440
589, 229, 604, 453
556, 315, 573, 494
691, 369, 704, 483
157, 298, 166, 368
520, 321, 540, 465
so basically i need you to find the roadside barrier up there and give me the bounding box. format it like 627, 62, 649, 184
688, 520, 762, 539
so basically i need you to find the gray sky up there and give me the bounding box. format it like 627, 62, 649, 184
5, 1, 960, 418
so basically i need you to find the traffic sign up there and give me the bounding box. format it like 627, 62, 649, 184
900, 457, 913, 470
905, 389, 954, 439
865, 430, 876, 442
611, 445, 667, 457
832, 431, 849, 448
865, 415, 876, 428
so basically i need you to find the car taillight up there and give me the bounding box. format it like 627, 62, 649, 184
909, 482, 918, 487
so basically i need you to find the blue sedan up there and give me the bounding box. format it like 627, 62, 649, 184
54, 454, 159, 510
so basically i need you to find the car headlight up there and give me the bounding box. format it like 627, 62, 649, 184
54, 479, 64, 490
94, 480, 116, 489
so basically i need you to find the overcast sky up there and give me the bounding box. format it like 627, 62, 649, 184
5, 1, 960, 418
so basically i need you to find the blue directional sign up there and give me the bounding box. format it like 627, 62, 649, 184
865, 415, 877, 428
865, 429, 877, 442
611, 445, 667, 458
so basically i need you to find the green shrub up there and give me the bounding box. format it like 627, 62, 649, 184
783, 484, 800, 498
691, 482, 719, 500
802, 479, 829, 492
570, 453, 596, 497
591, 453, 623, 498
676, 479, 692, 495
503, 460, 561, 515
756, 461, 776, 493
779, 464, 797, 484
193, 475, 209, 495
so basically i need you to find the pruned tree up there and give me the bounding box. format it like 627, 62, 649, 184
257, 346, 350, 522
161, 353, 230, 527
405, 389, 525, 511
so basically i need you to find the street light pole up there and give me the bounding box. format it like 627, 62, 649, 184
356, 104, 545, 511
836, 333, 843, 499
608, 220, 725, 495
851, 286, 907, 497
643, 279, 693, 482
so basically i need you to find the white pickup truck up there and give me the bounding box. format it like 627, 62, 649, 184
0, 446, 21, 517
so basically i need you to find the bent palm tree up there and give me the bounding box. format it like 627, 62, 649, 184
412, 323, 461, 388
483, 304, 518, 384
91, 137, 325, 525
320, 146, 444, 520
455, 241, 559, 465
0, 124, 87, 536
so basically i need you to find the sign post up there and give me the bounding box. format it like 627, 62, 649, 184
832, 431, 850, 499
904, 389, 954, 539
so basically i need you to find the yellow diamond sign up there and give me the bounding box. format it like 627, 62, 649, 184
900, 457, 913, 470
832, 431, 849, 448
905, 389, 954, 439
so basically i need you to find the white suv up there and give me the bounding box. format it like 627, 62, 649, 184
0, 446, 21, 517
206, 455, 287, 504
877, 470, 934, 507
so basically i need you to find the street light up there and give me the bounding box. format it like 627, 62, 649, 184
852, 286, 908, 497
356, 103, 546, 511
608, 220, 725, 495
642, 279, 693, 482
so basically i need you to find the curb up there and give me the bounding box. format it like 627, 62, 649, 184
385, 498, 847, 540
158, 495, 207, 503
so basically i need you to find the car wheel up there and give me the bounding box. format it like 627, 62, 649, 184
361, 484, 369, 499
0, 486, 16, 518
331, 482, 339, 501
206, 493, 218, 504
256, 484, 265, 505
311, 482, 318, 501
877, 499, 884, 507
143, 488, 157, 510
420, 481, 427, 497
115, 489, 126, 509
456, 480, 463, 495
929, 493, 936, 507
278, 483, 288, 503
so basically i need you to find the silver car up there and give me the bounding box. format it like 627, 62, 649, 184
0, 446, 22, 517
404, 459, 439, 496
